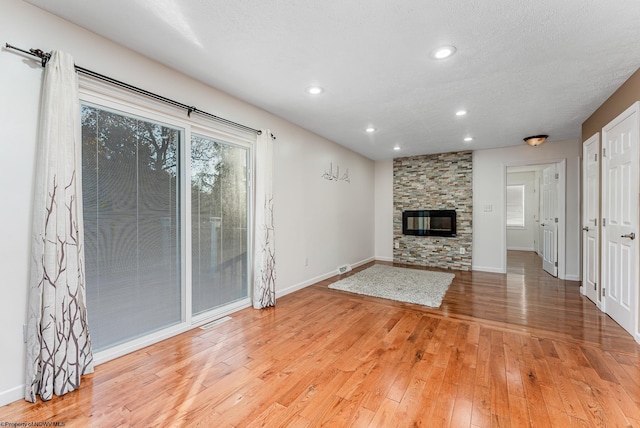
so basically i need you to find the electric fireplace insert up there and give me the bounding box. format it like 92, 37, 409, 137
402, 210, 456, 237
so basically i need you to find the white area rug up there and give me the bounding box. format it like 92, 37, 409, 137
328, 264, 455, 308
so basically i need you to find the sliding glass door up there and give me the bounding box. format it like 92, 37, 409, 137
81, 99, 251, 354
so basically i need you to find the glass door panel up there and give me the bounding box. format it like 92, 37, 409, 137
191, 134, 249, 315
81, 103, 181, 352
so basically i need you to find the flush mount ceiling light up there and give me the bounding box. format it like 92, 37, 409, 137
393, 145, 401, 151
306, 86, 324, 95
524, 134, 548, 146
464, 137, 473, 142
431, 45, 457, 60
365, 127, 376, 133
456, 110, 467, 116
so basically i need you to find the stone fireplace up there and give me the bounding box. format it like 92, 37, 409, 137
393, 151, 472, 270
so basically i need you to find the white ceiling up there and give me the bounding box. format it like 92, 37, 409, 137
27, 0, 640, 160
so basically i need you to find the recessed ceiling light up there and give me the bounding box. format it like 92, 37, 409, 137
366, 127, 376, 133
393, 145, 401, 151
306, 86, 324, 95
456, 110, 467, 116
464, 137, 473, 142
431, 46, 457, 60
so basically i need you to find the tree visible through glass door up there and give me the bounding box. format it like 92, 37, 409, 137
191, 135, 249, 315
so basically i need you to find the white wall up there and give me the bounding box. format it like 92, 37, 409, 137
473, 139, 581, 278
276, 128, 375, 293
506, 171, 537, 251
374, 160, 393, 261
0, 0, 374, 406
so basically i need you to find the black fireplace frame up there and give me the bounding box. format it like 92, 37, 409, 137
402, 209, 457, 237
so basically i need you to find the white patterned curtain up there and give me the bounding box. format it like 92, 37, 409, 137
25, 51, 94, 402
253, 130, 276, 308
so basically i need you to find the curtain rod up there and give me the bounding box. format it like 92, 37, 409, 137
5, 43, 273, 138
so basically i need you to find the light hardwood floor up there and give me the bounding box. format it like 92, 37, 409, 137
2, 251, 640, 427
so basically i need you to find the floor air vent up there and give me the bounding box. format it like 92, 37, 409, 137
199, 316, 232, 330
337, 264, 352, 274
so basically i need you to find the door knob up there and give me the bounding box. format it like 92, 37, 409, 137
541, 223, 545, 226
621, 232, 636, 240
582, 226, 589, 232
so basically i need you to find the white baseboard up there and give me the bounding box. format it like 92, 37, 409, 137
0, 384, 24, 407
276, 272, 334, 298
353, 257, 375, 268
276, 256, 375, 299
472, 265, 506, 274
507, 246, 535, 252
375, 256, 393, 262
564, 274, 581, 282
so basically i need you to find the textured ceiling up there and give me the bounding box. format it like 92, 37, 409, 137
26, 0, 640, 160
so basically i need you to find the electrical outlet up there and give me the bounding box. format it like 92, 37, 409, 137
394, 242, 400, 249
459, 247, 466, 255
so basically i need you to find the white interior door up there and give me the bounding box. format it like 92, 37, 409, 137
537, 170, 544, 257
541, 164, 558, 277
582, 134, 600, 304
602, 102, 639, 337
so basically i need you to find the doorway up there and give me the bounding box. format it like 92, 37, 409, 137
505, 160, 567, 278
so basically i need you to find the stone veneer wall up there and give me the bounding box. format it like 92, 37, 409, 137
393, 151, 472, 270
